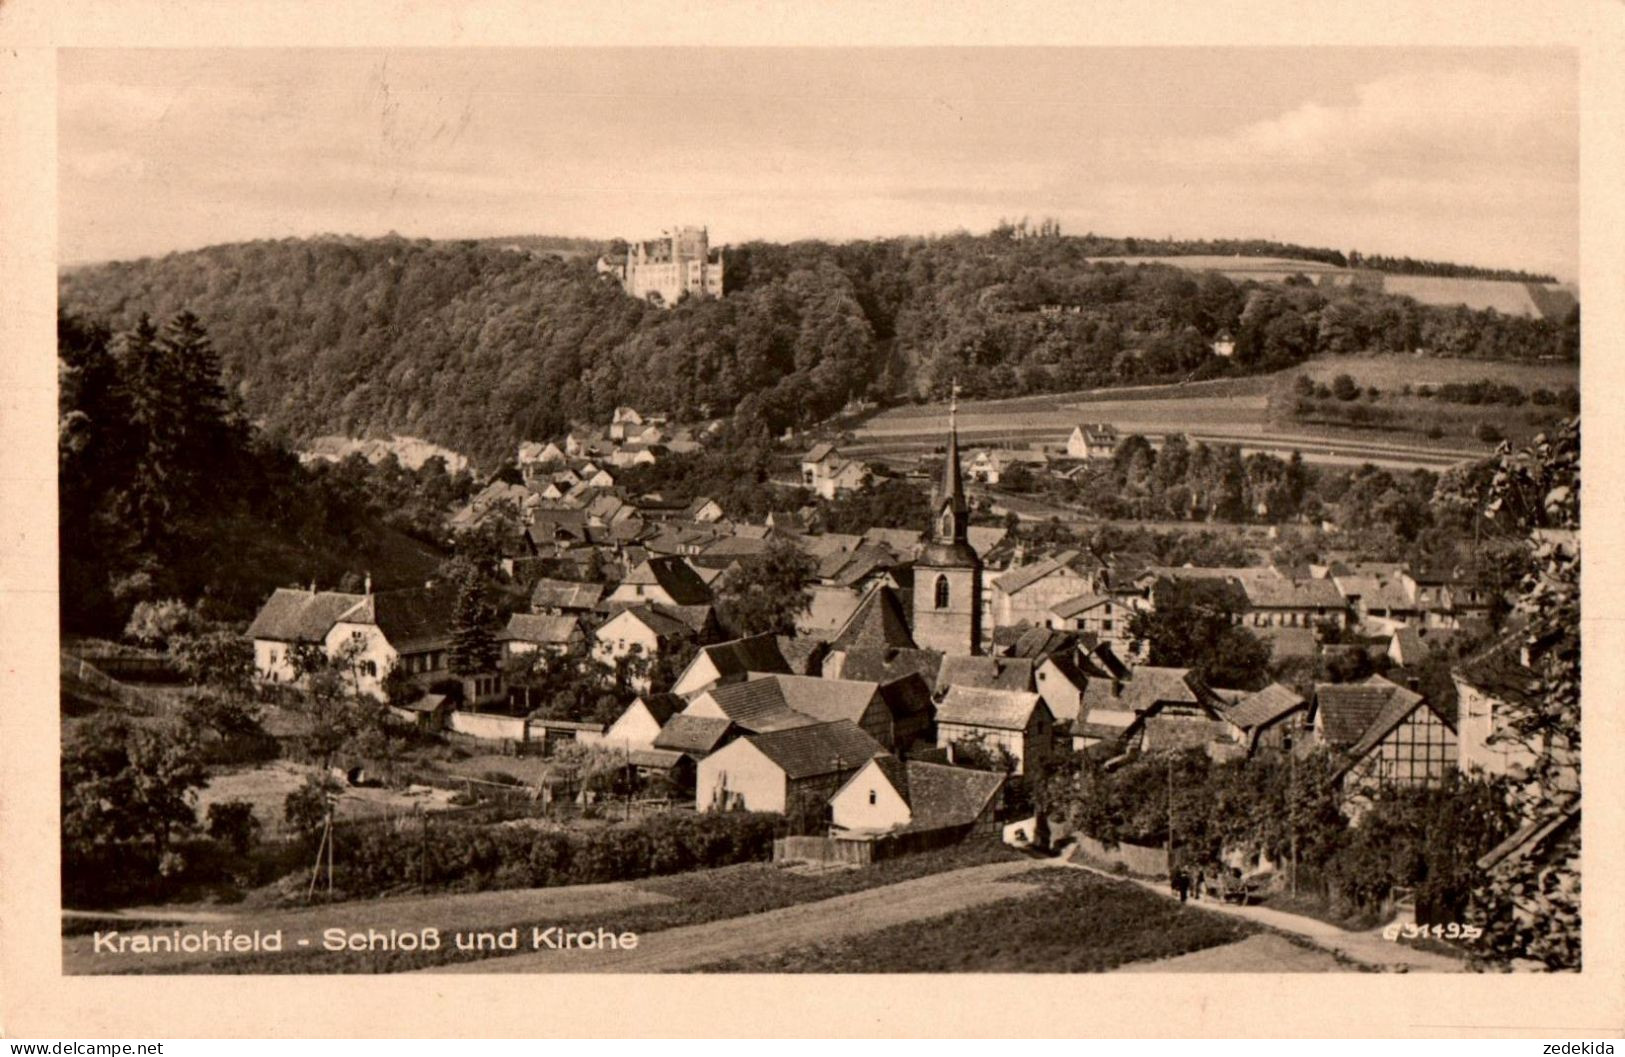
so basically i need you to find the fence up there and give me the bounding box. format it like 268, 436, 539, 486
1069, 833, 1169, 879
774, 824, 981, 867
60, 652, 178, 716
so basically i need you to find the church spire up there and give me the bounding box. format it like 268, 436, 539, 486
934, 381, 968, 544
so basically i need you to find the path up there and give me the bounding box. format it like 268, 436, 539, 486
1059, 850, 1465, 973
428, 858, 1054, 974
1114, 933, 1348, 973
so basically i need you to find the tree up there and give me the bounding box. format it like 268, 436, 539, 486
716, 539, 815, 638
206, 799, 261, 855
1128, 578, 1270, 690
124, 598, 200, 650
949, 731, 1017, 774
1331, 373, 1360, 401
61, 716, 206, 862
1469, 418, 1580, 969
448, 564, 501, 678
170, 628, 255, 692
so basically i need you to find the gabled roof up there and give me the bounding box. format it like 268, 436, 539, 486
1049, 592, 1111, 619
831, 646, 943, 685
862, 527, 923, 554
770, 674, 883, 726
1314, 675, 1425, 750
653, 603, 717, 635
1141, 716, 1235, 754
1120, 666, 1216, 714
1452, 636, 1536, 707
937, 655, 1035, 694
653, 714, 735, 754
936, 686, 1046, 731
623, 556, 713, 605
1243, 576, 1347, 610
501, 613, 582, 645
877, 673, 936, 719
992, 550, 1086, 596
627, 748, 687, 770
776, 634, 828, 676
803, 442, 837, 464
1339, 680, 1448, 765
600, 604, 692, 641
966, 525, 1008, 558
1006, 626, 1084, 661
1256, 625, 1318, 659
247, 588, 368, 643
829, 585, 917, 652
899, 761, 1005, 831
745, 720, 886, 780
1225, 683, 1308, 731
340, 585, 460, 654
694, 679, 817, 733
629, 692, 685, 727
694, 633, 793, 683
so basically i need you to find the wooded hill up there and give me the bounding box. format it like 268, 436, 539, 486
59, 232, 1577, 468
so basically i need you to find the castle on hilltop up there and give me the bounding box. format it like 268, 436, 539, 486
596, 226, 724, 308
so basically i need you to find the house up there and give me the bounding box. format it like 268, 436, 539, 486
991, 550, 1100, 630
1314, 676, 1458, 801
1222, 683, 1310, 753
965, 447, 1048, 485
388, 692, 453, 733
1066, 423, 1120, 461
829, 757, 1005, 840
608, 406, 644, 442
670, 633, 793, 697
608, 556, 713, 607
1211, 331, 1236, 358
1045, 591, 1132, 653
246, 586, 368, 683
604, 693, 686, 752
1387, 626, 1430, 668
800, 443, 869, 500
652, 713, 738, 760
530, 578, 605, 615
935, 686, 1054, 775
684, 497, 725, 523
818, 583, 917, 677
592, 605, 698, 688
1075, 665, 1230, 753
1332, 573, 1420, 632
500, 613, 585, 657
322, 585, 505, 707
696, 720, 887, 815
627, 748, 696, 798
1033, 650, 1099, 725
686, 674, 899, 748
822, 646, 943, 685
936, 655, 1035, 695
1451, 639, 1544, 780
1238, 574, 1348, 630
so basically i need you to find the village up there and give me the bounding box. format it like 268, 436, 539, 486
236, 396, 1556, 888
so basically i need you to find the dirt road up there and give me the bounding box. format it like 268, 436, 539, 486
429, 858, 1055, 974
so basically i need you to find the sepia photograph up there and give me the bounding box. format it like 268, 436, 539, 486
43, 42, 1587, 982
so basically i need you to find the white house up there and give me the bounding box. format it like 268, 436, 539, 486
991, 551, 1100, 630
696, 720, 885, 814
1452, 641, 1541, 780
670, 633, 793, 698
800, 443, 869, 500
829, 757, 1006, 839
245, 587, 368, 683
501, 613, 584, 657
607, 556, 713, 608
1065, 423, 1119, 461
935, 686, 1054, 775
320, 585, 503, 707
593, 605, 694, 689
603, 693, 686, 752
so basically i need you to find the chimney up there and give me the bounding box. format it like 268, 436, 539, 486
364, 572, 373, 595
309, 579, 317, 594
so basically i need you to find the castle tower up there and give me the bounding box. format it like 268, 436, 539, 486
912, 386, 982, 656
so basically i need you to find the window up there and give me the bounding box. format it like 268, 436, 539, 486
934, 575, 950, 610
1102, 619, 1113, 632
361, 660, 377, 678
869, 790, 877, 805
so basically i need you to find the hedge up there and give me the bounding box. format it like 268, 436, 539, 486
331, 810, 781, 898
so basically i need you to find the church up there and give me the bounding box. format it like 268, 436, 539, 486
911, 395, 983, 656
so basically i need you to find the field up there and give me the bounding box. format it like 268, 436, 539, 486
1288, 353, 1577, 392
65, 842, 1025, 974
194, 759, 459, 836
700, 867, 1257, 973
1088, 256, 1576, 319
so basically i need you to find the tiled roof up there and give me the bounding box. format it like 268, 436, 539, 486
653, 714, 735, 754
344, 585, 460, 654
601, 604, 692, 641
1049, 592, 1110, 619
775, 634, 828, 676
1243, 577, 1346, 610
1142, 716, 1235, 753
630, 693, 685, 727
900, 761, 1005, 831
876, 672, 936, 719
695, 679, 817, 733
829, 585, 917, 652
795, 533, 863, 561
1314, 676, 1422, 749
936, 655, 1035, 694
803, 442, 836, 464
1005, 626, 1083, 661
1225, 683, 1307, 730
246, 588, 367, 643
966, 525, 1008, 558
1120, 666, 1207, 713
624, 556, 713, 605
627, 748, 687, 770
653, 603, 716, 635
862, 527, 924, 554
530, 579, 605, 611
502, 613, 582, 645
1389, 626, 1430, 666
1342, 690, 1435, 763
746, 720, 886, 780
1453, 637, 1537, 707
993, 550, 1085, 596
832, 647, 943, 685
1256, 626, 1318, 658
695, 633, 793, 682
771, 674, 882, 726
936, 686, 1044, 731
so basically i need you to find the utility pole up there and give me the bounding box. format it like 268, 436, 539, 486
1288, 737, 1299, 896
1165, 751, 1175, 879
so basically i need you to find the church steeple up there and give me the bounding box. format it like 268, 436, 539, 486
933, 383, 969, 545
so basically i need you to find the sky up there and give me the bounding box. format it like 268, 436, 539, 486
59, 47, 1579, 279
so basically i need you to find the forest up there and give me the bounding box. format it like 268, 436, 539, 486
58, 231, 1577, 470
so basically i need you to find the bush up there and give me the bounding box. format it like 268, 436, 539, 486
1474, 423, 1504, 444
1426, 424, 1445, 439
330, 810, 783, 898
206, 800, 261, 855
1331, 374, 1360, 401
